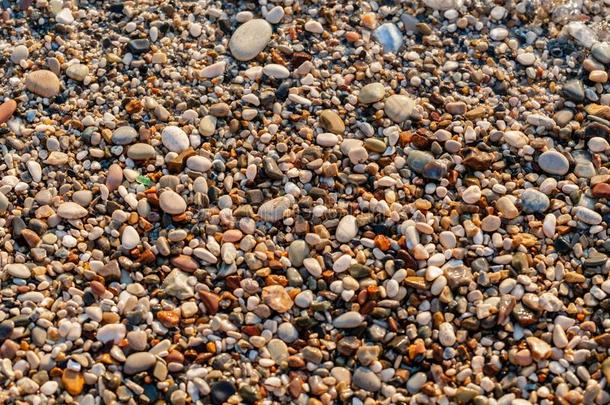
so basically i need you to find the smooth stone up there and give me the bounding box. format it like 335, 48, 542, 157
210, 381, 236, 405
316, 132, 339, 147
97, 323, 127, 344
5, 263, 30, 278
288, 240, 309, 267
229, 19, 272, 61
199, 115, 217, 136
200, 61, 226, 78
263, 64, 290, 79
107, 164, 123, 192
124, 352, 156, 375
589, 137, 610, 152
462, 185, 481, 204
445, 101, 467, 115
592, 42, 610, 64
186, 156, 212, 172
353, 367, 381, 392
526, 113, 555, 128
258, 196, 291, 222
277, 322, 299, 343
520, 189, 550, 213
573, 206, 602, 225
159, 190, 187, 215
424, 0, 460, 10
57, 202, 88, 219
66, 63, 89, 81
496, 196, 520, 219
373, 23, 403, 53
358, 83, 385, 104
562, 79, 585, 102
538, 151, 569, 175
333, 311, 364, 328
112, 126, 138, 145
517, 52, 536, 66
319, 110, 345, 134
267, 339, 289, 363
128, 143, 156, 160
439, 322, 456, 346
266, 6, 285, 24
503, 130, 528, 148
553, 110, 574, 127
25, 70, 60, 98
73, 190, 92, 206
162, 126, 190, 153
526, 336, 552, 360
336, 215, 358, 243
0, 99, 17, 124
384, 94, 415, 122
61, 370, 83, 396
407, 150, 434, 174
128, 39, 151, 54
10, 45, 29, 63
122, 225, 140, 249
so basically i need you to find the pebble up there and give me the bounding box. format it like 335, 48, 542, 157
66, 64, 89, 81
336, 215, 358, 243
358, 83, 385, 104
521, 189, 550, 214
25, 70, 60, 98
4, 264, 30, 279
262, 285, 293, 313
319, 110, 345, 134
384, 94, 416, 122
10, 45, 28, 64
353, 368, 381, 392
124, 352, 157, 375
127, 143, 156, 160
333, 311, 364, 328
373, 23, 403, 53
229, 19, 272, 61
592, 42, 610, 64
112, 126, 138, 145
538, 150, 569, 175
159, 190, 187, 215
162, 126, 190, 153
57, 202, 88, 219
0, 99, 17, 124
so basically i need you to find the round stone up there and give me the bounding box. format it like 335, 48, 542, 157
592, 42, 610, 64
439, 322, 456, 346
319, 110, 345, 134
262, 285, 293, 313
353, 367, 381, 392
277, 322, 299, 343
161, 126, 190, 153
520, 189, 550, 214
462, 185, 481, 204
112, 126, 138, 145
503, 131, 528, 148
358, 83, 385, 104
25, 70, 61, 98
538, 150, 569, 175
229, 19, 272, 61
159, 190, 187, 215
384, 94, 416, 122
0, 99, 17, 125
10, 45, 29, 64
288, 240, 309, 267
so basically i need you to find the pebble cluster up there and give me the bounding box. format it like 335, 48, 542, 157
1, 0, 610, 404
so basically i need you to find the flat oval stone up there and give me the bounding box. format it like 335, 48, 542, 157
128, 143, 156, 160
373, 23, 403, 53
333, 311, 364, 328
538, 150, 569, 175
4, 263, 31, 279
353, 367, 381, 392
25, 70, 60, 98
336, 215, 358, 243
229, 19, 272, 61
359, 83, 385, 104
186, 155, 212, 172
112, 126, 138, 145
57, 202, 88, 219
384, 94, 415, 122
124, 352, 156, 375
0, 99, 17, 124
159, 190, 187, 215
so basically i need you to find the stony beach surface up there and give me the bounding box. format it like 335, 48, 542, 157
1, 0, 610, 403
